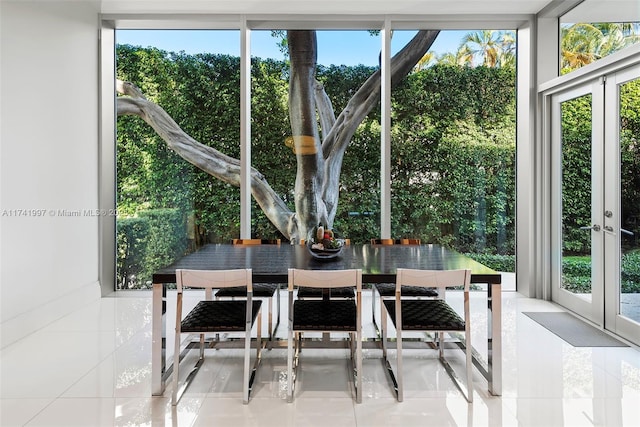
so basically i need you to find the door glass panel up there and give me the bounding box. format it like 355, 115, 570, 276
561, 94, 593, 299
619, 78, 640, 322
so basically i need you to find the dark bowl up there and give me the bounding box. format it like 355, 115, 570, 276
307, 240, 345, 260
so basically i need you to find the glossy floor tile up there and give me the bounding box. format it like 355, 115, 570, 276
1, 290, 639, 426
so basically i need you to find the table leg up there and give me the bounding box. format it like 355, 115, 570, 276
152, 282, 167, 396
488, 282, 502, 395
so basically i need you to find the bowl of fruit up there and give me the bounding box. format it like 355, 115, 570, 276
307, 224, 345, 260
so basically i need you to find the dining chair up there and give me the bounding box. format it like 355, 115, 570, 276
297, 239, 354, 299
399, 238, 421, 245
370, 238, 434, 336
381, 268, 473, 402
231, 238, 281, 245
172, 268, 263, 405
370, 238, 421, 245
216, 239, 281, 340
370, 238, 395, 245
287, 268, 363, 403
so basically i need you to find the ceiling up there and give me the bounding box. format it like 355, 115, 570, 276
101, 0, 559, 16
102, 0, 640, 29
562, 0, 640, 22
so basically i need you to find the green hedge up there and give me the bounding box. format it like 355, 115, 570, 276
116, 217, 150, 289
464, 253, 515, 272
116, 208, 187, 289
622, 250, 640, 293
562, 252, 640, 293
463, 252, 639, 294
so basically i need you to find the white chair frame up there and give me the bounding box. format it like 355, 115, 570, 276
381, 268, 473, 402
287, 268, 363, 403
172, 268, 262, 405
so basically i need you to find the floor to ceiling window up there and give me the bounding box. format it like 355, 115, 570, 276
248, 30, 383, 242
390, 29, 516, 272
115, 29, 241, 289
112, 24, 517, 290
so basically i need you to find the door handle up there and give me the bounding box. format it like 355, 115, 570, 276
580, 225, 601, 232
603, 226, 634, 235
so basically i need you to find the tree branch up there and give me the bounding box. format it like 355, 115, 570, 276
116, 81, 295, 239
321, 30, 440, 221
314, 79, 336, 144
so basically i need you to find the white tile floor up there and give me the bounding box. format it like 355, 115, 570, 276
1, 289, 639, 427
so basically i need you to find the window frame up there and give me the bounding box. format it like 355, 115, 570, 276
100, 15, 534, 294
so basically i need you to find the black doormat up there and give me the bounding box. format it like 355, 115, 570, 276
523, 312, 629, 347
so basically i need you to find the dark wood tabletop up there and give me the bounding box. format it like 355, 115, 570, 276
153, 243, 501, 285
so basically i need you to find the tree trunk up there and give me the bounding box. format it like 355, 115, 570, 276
288, 30, 323, 242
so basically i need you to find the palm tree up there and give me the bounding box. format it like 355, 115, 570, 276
413, 51, 436, 71
561, 22, 640, 73
562, 23, 607, 72
459, 30, 501, 67
457, 30, 516, 68
497, 31, 516, 69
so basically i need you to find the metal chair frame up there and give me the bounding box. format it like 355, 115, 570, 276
381, 268, 474, 402
369, 238, 427, 336
217, 239, 282, 341
172, 268, 263, 405
287, 268, 363, 403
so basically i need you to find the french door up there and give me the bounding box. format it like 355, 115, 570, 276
603, 66, 640, 343
551, 65, 640, 345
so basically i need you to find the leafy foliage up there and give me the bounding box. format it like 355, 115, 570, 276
561, 22, 640, 73
562, 252, 640, 294
114, 29, 640, 290
116, 208, 187, 288
464, 253, 515, 272
115, 45, 519, 286
116, 217, 149, 289
622, 250, 640, 293
561, 94, 593, 254
390, 65, 516, 253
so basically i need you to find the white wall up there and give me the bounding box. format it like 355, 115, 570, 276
0, 1, 101, 348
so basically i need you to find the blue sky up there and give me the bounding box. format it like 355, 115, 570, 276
116, 29, 472, 67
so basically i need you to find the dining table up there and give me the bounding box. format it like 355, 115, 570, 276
150, 243, 502, 397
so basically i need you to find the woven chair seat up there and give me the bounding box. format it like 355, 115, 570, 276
296, 286, 355, 299
374, 283, 438, 297
216, 283, 278, 298
383, 299, 465, 331
293, 300, 356, 331
181, 300, 262, 333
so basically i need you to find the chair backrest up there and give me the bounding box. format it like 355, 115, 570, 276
370, 238, 395, 245
371, 238, 421, 245
232, 238, 281, 245
288, 268, 362, 292
399, 238, 421, 245
176, 268, 253, 295
395, 268, 470, 294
